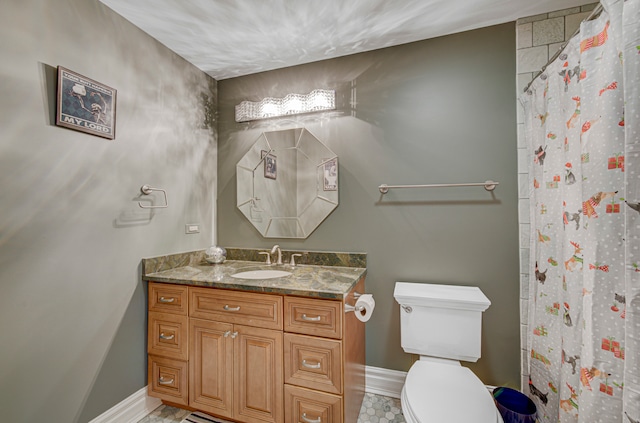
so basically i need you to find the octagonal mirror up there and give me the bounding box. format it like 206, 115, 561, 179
236, 127, 338, 238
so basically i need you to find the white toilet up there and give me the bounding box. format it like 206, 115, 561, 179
393, 282, 504, 423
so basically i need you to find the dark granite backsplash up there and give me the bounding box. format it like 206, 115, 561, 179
225, 248, 366, 268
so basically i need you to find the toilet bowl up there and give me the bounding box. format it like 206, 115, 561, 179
394, 282, 503, 423
401, 359, 503, 423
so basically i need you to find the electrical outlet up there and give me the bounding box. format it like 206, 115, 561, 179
185, 224, 200, 234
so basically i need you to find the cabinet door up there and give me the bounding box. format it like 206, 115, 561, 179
189, 318, 234, 419
234, 325, 283, 423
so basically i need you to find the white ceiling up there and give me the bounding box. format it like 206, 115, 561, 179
99, 0, 595, 80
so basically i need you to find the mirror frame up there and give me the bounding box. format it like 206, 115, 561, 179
236, 127, 338, 238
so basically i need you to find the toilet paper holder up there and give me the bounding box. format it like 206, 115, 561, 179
344, 304, 365, 313
344, 291, 368, 313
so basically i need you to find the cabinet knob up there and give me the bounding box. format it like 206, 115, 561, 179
158, 377, 174, 385
223, 330, 231, 337
159, 296, 175, 303
302, 360, 321, 369
301, 314, 321, 322
230, 331, 239, 339
159, 333, 175, 340
301, 413, 321, 423
223, 305, 241, 312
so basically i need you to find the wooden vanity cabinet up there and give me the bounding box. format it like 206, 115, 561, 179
147, 278, 365, 423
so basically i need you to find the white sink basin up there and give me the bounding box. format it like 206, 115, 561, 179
231, 269, 292, 280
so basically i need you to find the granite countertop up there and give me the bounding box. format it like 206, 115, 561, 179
142, 249, 367, 300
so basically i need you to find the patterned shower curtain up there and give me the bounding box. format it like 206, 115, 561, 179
520, 0, 639, 422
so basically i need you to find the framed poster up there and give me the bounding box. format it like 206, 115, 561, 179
323, 157, 338, 191
262, 150, 277, 180
56, 66, 117, 139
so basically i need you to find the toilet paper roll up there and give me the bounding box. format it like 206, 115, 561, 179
354, 294, 375, 322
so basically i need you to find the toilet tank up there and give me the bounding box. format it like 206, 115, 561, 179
393, 282, 491, 362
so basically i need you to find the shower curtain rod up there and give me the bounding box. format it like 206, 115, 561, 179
523, 3, 604, 94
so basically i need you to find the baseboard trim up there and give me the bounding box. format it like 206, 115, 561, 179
365, 365, 407, 399
90, 370, 406, 423
88, 368, 493, 421
88, 386, 161, 423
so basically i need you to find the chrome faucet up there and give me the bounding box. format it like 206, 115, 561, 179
270, 245, 283, 265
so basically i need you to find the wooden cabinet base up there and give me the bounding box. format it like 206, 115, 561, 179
147, 280, 365, 423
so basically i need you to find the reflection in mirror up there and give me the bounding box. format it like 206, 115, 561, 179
236, 127, 338, 238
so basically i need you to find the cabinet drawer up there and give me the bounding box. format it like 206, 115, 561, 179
148, 312, 189, 360
149, 283, 188, 315
284, 297, 342, 339
285, 385, 343, 423
284, 333, 342, 394
148, 355, 188, 406
190, 287, 283, 330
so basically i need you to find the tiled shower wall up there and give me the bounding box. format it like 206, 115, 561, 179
516, 2, 598, 392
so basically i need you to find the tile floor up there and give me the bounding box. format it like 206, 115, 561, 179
137, 392, 406, 423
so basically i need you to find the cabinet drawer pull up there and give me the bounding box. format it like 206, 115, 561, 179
301, 413, 321, 423
159, 332, 175, 340
159, 296, 175, 303
301, 314, 321, 322
223, 305, 241, 312
158, 377, 174, 385
301, 359, 321, 369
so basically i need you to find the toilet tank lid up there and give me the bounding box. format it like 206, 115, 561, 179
394, 282, 491, 311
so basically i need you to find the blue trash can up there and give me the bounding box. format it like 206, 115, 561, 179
493, 387, 537, 423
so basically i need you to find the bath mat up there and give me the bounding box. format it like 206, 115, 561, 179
179, 411, 233, 423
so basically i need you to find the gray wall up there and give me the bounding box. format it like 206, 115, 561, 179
218, 23, 520, 386
0, 1, 216, 422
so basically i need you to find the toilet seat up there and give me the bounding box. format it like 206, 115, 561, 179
401, 360, 503, 423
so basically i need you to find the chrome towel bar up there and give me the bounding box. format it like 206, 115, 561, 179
379, 180, 498, 194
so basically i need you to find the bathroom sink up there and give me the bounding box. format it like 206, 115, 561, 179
231, 269, 292, 280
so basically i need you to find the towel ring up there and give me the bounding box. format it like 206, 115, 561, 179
138, 185, 168, 209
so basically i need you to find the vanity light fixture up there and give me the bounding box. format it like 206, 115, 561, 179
235, 89, 335, 122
